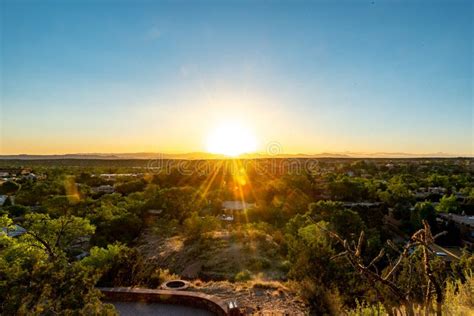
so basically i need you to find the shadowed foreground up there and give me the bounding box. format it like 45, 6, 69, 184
112, 302, 214, 316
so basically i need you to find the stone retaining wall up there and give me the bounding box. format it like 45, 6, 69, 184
99, 287, 229, 316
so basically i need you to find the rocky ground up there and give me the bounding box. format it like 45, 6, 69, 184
189, 280, 309, 315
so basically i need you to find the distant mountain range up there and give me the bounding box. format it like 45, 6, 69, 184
0, 152, 471, 160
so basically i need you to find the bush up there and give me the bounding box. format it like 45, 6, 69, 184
4, 205, 29, 217
443, 271, 474, 315
278, 260, 291, 273
297, 277, 343, 315
82, 243, 138, 286
115, 180, 146, 195
0, 181, 20, 194
248, 257, 271, 271
183, 212, 220, 240
149, 268, 179, 288
346, 301, 387, 316
235, 269, 252, 281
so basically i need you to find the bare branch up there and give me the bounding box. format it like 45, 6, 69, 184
368, 248, 385, 269
26, 231, 56, 260
330, 251, 348, 261
433, 231, 447, 240
355, 231, 365, 257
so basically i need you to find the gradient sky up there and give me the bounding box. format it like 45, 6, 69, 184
1, 0, 473, 155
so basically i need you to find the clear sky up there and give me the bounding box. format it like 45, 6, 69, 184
1, 0, 472, 155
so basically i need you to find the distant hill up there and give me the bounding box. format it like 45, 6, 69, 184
0, 151, 470, 160
0, 152, 223, 160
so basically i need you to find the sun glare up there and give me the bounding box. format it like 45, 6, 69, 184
206, 121, 257, 156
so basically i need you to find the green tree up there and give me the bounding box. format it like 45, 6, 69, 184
308, 200, 344, 221
115, 179, 147, 195
411, 201, 437, 230
285, 220, 345, 313
330, 208, 366, 241
0, 180, 20, 194
183, 212, 220, 240
82, 243, 137, 286
147, 186, 202, 223
4, 204, 29, 217
379, 179, 414, 206
0, 215, 116, 315
43, 195, 80, 216
329, 177, 367, 201
23, 213, 95, 260
436, 194, 460, 214
15, 181, 62, 206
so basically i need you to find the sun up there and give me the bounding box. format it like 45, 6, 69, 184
206, 121, 257, 156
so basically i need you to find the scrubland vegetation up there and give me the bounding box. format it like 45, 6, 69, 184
0, 158, 473, 315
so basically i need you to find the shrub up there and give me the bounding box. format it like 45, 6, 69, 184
251, 279, 282, 290
248, 257, 271, 271
115, 180, 146, 195
297, 277, 343, 315
0, 181, 20, 195
235, 269, 252, 282
345, 301, 387, 316
278, 260, 291, 273
149, 269, 179, 288
443, 271, 474, 315
183, 212, 220, 240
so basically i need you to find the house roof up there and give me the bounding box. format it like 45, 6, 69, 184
222, 200, 256, 211
0, 195, 7, 206
439, 213, 474, 228
2, 225, 26, 237
147, 209, 163, 215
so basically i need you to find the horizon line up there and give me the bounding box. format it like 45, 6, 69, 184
0, 151, 473, 159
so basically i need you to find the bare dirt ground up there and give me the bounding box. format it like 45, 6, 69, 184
135, 228, 309, 315
189, 280, 309, 315
137, 228, 286, 280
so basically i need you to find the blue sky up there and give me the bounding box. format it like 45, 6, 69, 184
1, 0, 472, 155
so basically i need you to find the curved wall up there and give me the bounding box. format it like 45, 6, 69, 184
99, 287, 230, 316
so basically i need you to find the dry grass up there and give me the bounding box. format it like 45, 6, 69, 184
137, 227, 287, 281
250, 279, 287, 291
189, 279, 308, 315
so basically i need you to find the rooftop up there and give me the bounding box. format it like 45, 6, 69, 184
222, 201, 256, 211
438, 213, 474, 227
